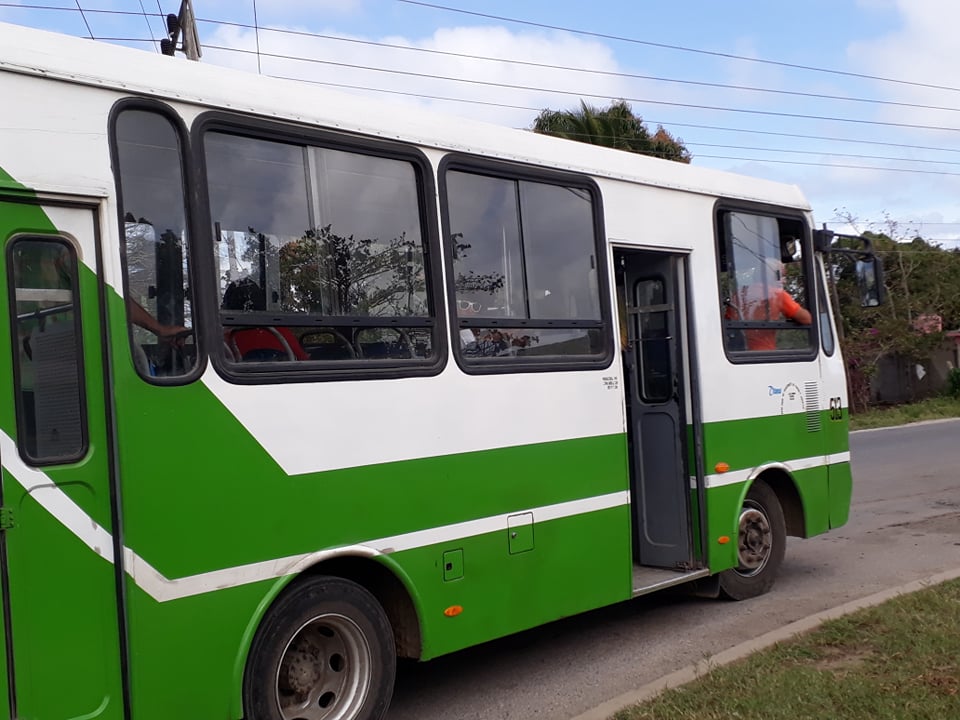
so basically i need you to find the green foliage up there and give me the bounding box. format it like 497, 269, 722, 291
228, 225, 427, 317
831, 223, 960, 409
848, 396, 960, 430
948, 367, 960, 398
531, 100, 691, 163
616, 579, 960, 720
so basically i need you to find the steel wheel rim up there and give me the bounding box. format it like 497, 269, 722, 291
275, 612, 372, 720
734, 500, 773, 577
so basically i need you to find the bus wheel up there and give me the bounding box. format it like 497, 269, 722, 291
719, 480, 786, 600
243, 575, 396, 720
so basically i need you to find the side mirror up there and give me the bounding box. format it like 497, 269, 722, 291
856, 256, 884, 307
814, 228, 885, 307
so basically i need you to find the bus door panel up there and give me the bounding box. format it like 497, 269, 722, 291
617, 249, 693, 569
0, 201, 124, 720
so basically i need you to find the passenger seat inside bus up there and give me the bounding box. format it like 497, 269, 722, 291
221, 278, 309, 362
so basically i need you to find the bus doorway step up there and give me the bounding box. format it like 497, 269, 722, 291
631, 565, 711, 598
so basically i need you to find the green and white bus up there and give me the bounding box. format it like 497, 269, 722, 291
0, 22, 879, 720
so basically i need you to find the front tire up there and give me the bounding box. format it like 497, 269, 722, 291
719, 480, 786, 600
243, 576, 396, 720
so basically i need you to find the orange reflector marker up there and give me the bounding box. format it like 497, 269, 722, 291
443, 605, 463, 617
714, 462, 730, 473
718, 536, 731, 545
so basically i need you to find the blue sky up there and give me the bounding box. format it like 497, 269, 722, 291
3, 0, 959, 245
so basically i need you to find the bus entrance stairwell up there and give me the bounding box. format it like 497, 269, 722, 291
617, 249, 694, 572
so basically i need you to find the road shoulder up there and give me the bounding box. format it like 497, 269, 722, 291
570, 567, 960, 720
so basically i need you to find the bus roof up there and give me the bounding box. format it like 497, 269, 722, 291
0, 21, 810, 211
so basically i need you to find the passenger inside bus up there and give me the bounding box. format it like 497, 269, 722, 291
128, 299, 188, 341
725, 256, 811, 351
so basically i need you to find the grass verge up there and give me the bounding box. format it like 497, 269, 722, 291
613, 579, 960, 720
849, 396, 960, 431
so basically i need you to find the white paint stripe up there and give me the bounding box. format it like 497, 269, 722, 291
130, 491, 629, 601
369, 491, 629, 554
0, 431, 114, 563
705, 451, 851, 489
0, 436, 628, 602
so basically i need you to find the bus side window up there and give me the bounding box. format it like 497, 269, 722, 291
445, 170, 608, 365
113, 107, 197, 380
8, 238, 87, 464
718, 211, 814, 358
204, 133, 436, 370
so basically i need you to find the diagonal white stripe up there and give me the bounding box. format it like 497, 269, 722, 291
0, 431, 114, 563
2, 421, 849, 602
0, 428, 628, 602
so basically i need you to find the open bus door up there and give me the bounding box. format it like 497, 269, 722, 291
0, 199, 124, 720
616, 248, 697, 575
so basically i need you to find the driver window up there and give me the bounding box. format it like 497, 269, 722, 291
114, 108, 197, 379
718, 211, 814, 357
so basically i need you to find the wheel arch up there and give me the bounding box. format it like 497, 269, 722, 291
229, 548, 423, 718
749, 465, 806, 538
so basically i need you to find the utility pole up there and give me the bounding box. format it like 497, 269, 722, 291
160, 0, 201, 61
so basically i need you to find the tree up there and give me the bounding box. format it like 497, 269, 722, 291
830, 211, 960, 409
531, 99, 691, 163
223, 225, 427, 318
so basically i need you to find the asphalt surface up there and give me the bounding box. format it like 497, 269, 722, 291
386, 419, 960, 720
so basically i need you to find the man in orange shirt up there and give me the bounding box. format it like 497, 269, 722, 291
726, 260, 812, 351
743, 287, 811, 351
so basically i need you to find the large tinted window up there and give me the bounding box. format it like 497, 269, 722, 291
8, 238, 86, 464
204, 132, 435, 366
445, 169, 606, 365
718, 210, 814, 358
114, 108, 198, 379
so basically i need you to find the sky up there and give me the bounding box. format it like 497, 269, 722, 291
3, 0, 960, 247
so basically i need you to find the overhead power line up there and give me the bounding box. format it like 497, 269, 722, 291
204, 43, 960, 134
10, 3, 960, 116
254, 71, 960, 157
73, 0, 93, 38
395, 0, 960, 95
269, 73, 960, 177
137, 0, 157, 49
693, 155, 960, 177
196, 18, 960, 115
9, 3, 960, 178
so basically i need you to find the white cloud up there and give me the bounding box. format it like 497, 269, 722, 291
202, 0, 362, 18
202, 22, 643, 127
848, 0, 960, 127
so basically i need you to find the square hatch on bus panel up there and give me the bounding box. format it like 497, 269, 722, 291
442, 549, 464, 581
508, 512, 534, 554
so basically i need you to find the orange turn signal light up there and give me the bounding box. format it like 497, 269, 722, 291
443, 605, 463, 617
714, 462, 730, 473
718, 536, 731, 545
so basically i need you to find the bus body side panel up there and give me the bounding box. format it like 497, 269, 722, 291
104, 291, 633, 719
687, 207, 847, 574
0, 195, 125, 720
819, 283, 853, 529
700, 411, 831, 572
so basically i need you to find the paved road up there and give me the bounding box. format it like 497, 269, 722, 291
386, 419, 960, 720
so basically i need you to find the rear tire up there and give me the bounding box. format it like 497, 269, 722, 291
719, 480, 786, 600
243, 575, 396, 720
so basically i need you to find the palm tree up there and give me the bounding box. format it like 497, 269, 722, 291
532, 100, 691, 163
